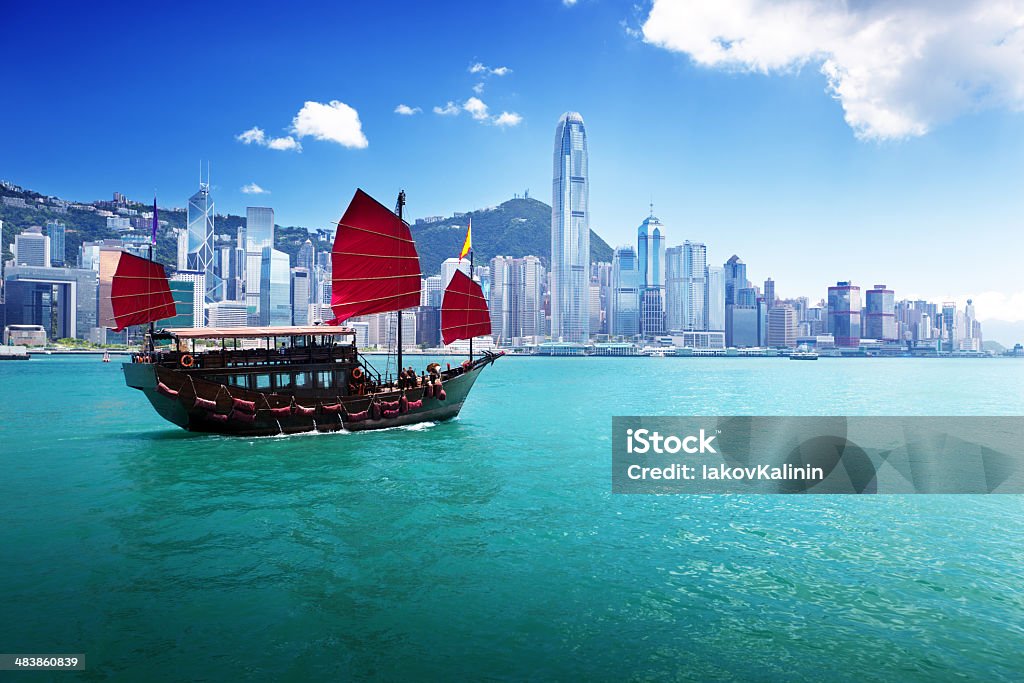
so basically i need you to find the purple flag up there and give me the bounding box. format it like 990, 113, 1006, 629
152, 196, 158, 245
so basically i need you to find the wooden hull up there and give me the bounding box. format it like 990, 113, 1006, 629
122, 354, 499, 436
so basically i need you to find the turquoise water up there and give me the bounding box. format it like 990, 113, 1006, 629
1, 355, 1023, 681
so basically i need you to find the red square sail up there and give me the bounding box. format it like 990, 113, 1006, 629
330, 189, 422, 323
109, 252, 177, 331
441, 270, 491, 345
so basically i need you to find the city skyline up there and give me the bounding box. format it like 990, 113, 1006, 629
1, 2, 1022, 336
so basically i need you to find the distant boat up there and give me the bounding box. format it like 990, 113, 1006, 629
115, 189, 501, 436
790, 345, 819, 361
102, 350, 111, 363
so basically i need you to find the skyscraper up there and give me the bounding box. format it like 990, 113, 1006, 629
297, 238, 315, 271
637, 214, 665, 337
864, 284, 897, 341
609, 246, 640, 338
705, 266, 725, 332
245, 207, 275, 324
723, 255, 748, 305
291, 267, 311, 326
767, 304, 798, 348
763, 278, 775, 309
490, 255, 545, 342
665, 241, 707, 333
187, 177, 218, 305
551, 112, 590, 342
45, 220, 65, 266
259, 247, 291, 327
246, 207, 275, 252
827, 281, 862, 348
441, 257, 471, 287
176, 229, 189, 271
13, 227, 50, 267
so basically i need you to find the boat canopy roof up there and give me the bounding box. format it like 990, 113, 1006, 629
161, 326, 356, 340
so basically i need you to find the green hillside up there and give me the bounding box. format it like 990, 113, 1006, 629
0, 185, 331, 269
411, 197, 613, 276
1, 184, 612, 277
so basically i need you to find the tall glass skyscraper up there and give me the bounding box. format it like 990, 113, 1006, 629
187, 180, 219, 307
610, 246, 640, 338
246, 207, 275, 252
864, 284, 896, 341
46, 220, 66, 266
827, 281, 862, 348
637, 214, 665, 337
246, 207, 275, 323
551, 112, 590, 342
260, 247, 292, 327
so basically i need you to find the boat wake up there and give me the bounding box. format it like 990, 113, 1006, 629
260, 427, 352, 440
398, 421, 437, 432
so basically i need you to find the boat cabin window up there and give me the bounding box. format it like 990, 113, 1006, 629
317, 370, 333, 388
275, 372, 291, 389
255, 374, 272, 391
294, 372, 311, 388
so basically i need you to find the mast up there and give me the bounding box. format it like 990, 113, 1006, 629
469, 248, 473, 362
147, 194, 157, 352
395, 190, 405, 380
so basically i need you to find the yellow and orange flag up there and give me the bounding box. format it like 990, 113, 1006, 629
459, 217, 472, 261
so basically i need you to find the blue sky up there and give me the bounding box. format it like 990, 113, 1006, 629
2, 0, 1023, 333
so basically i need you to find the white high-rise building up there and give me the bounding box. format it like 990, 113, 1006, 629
170, 270, 206, 328
665, 241, 707, 333
490, 255, 545, 343
441, 257, 471, 287
207, 301, 248, 328
13, 228, 50, 267
422, 275, 443, 308
705, 266, 725, 332
176, 229, 189, 271
291, 268, 311, 326
551, 112, 590, 342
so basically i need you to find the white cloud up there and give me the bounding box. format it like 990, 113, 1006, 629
468, 62, 512, 77
433, 101, 461, 116
236, 127, 266, 145
463, 97, 490, 120
641, 0, 1024, 140
394, 103, 422, 115
291, 100, 368, 148
493, 111, 523, 127
266, 136, 300, 151
241, 182, 269, 195
236, 126, 300, 151
952, 291, 1024, 322
563, 0, 578, 6
472, 82, 485, 94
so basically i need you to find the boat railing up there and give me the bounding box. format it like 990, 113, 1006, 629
155, 344, 356, 370
355, 351, 384, 387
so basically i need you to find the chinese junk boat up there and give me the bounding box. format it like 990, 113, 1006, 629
118, 189, 500, 436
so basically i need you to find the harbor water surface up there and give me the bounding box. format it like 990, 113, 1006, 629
1, 356, 1023, 680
